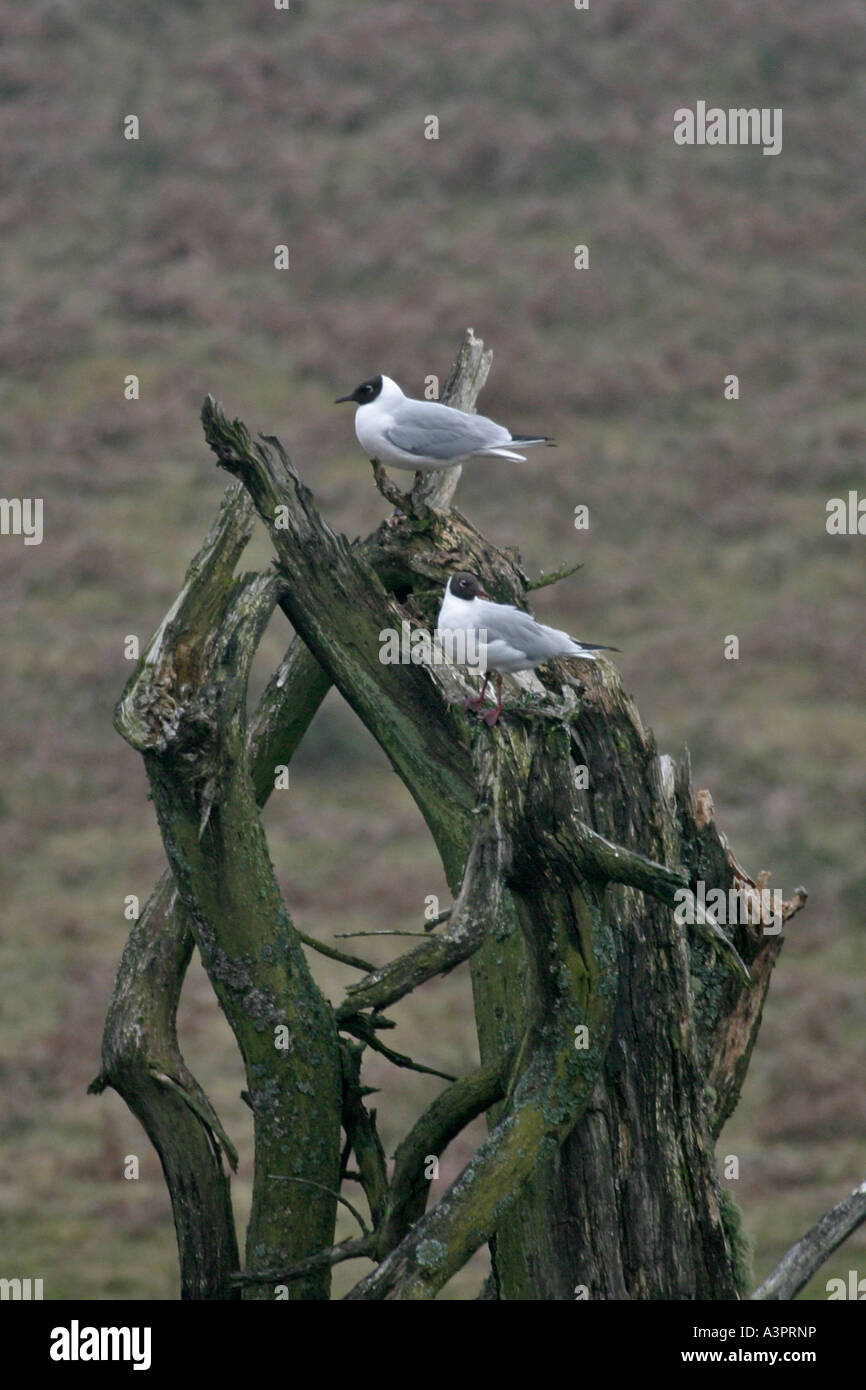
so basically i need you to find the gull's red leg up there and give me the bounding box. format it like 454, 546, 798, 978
482, 673, 503, 726
464, 673, 489, 713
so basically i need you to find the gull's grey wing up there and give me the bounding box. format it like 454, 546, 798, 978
482, 606, 566, 661
384, 401, 511, 459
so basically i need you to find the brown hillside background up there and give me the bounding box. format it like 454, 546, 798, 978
1, 0, 864, 1298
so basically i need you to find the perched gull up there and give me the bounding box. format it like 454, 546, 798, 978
437, 572, 618, 726
335, 374, 554, 472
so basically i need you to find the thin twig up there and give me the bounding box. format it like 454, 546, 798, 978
336, 929, 433, 939
339, 1039, 389, 1226
336, 907, 451, 940
424, 908, 452, 934
230, 1235, 374, 1287
295, 929, 375, 972
149, 1068, 239, 1172
526, 561, 584, 591
338, 822, 495, 1020
268, 1174, 371, 1236
371, 459, 411, 510
751, 1180, 866, 1300
340, 1018, 457, 1082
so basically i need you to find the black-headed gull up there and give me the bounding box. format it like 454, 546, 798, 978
437, 572, 618, 726
335, 375, 554, 472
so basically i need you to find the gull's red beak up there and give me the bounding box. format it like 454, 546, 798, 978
478, 588, 491, 599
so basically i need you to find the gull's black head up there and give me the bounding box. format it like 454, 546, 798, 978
334, 375, 383, 406
448, 572, 490, 602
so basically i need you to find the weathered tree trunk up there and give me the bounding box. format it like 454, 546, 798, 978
475, 716, 759, 1300
94, 332, 817, 1301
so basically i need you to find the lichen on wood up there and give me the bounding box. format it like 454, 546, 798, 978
95, 331, 826, 1303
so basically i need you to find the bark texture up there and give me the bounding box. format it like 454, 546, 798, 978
95, 333, 814, 1301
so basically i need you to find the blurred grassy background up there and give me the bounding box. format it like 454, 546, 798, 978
1, 0, 864, 1299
